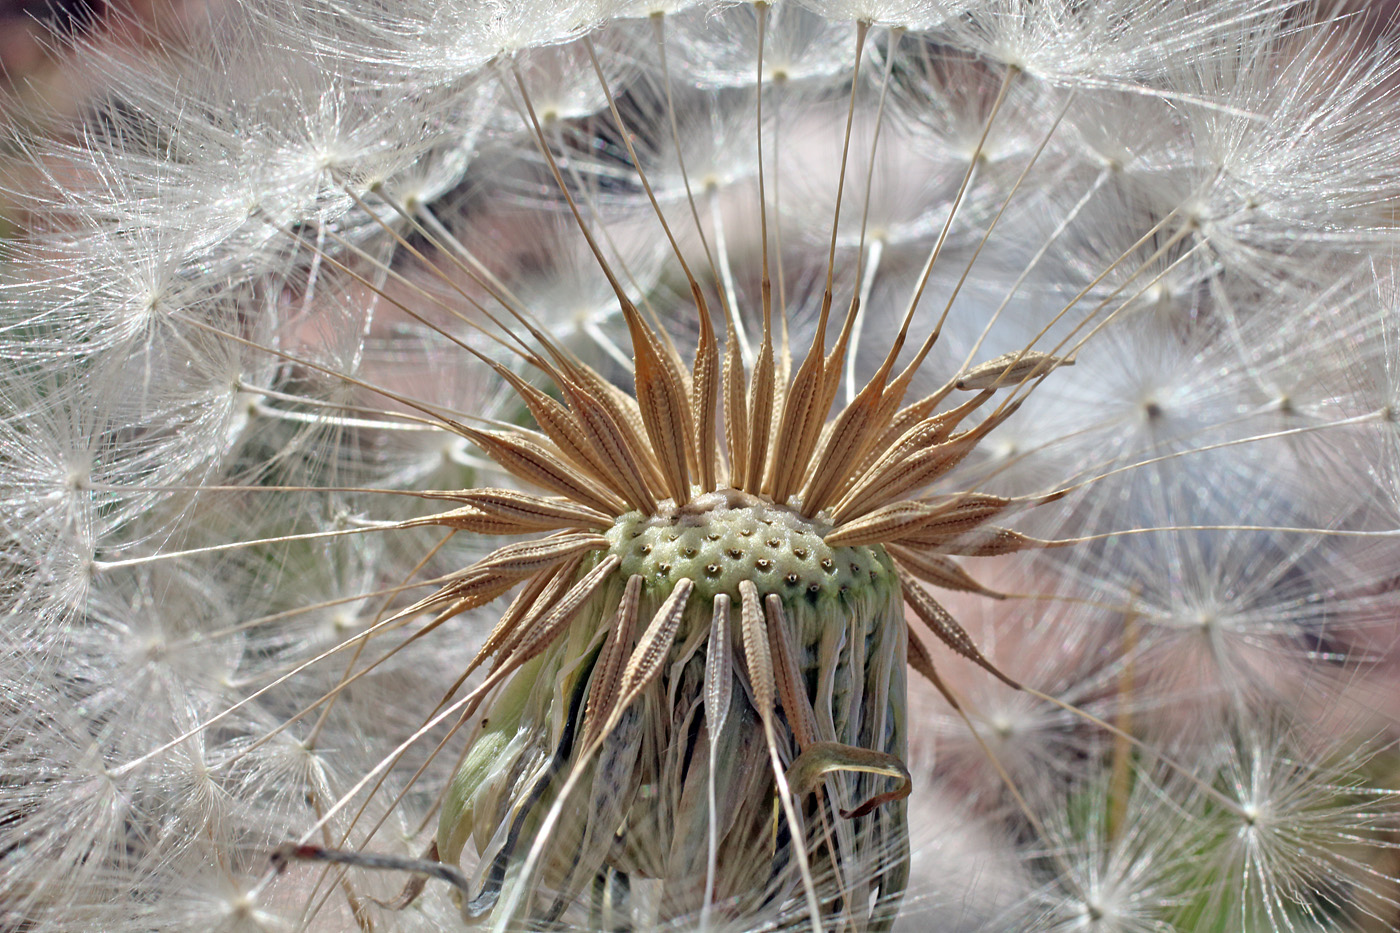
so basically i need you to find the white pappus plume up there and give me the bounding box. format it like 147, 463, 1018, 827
3, 1, 1400, 932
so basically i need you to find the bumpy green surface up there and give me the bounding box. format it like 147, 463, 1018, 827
606, 488, 895, 605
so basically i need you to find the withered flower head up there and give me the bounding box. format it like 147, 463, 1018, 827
278, 30, 1080, 929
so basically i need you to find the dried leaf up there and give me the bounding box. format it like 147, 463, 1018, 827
784, 742, 911, 820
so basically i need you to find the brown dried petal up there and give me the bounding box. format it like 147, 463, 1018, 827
692, 289, 721, 492
801, 373, 884, 514
898, 566, 1019, 689
743, 343, 775, 494
565, 385, 659, 514
768, 346, 827, 502
505, 554, 621, 668
889, 545, 1005, 598
824, 501, 942, 547
834, 430, 986, 522
410, 490, 611, 535
737, 580, 773, 715
633, 324, 695, 506
615, 578, 694, 706
928, 525, 1069, 557
765, 596, 820, 749
472, 557, 582, 674
463, 427, 626, 516
581, 574, 644, 748
476, 532, 611, 577
954, 350, 1073, 391
905, 629, 958, 709
486, 359, 612, 484
722, 329, 749, 488
704, 594, 733, 737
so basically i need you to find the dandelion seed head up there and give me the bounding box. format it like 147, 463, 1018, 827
6, 1, 1400, 931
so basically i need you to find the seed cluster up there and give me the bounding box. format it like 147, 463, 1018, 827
609, 489, 894, 604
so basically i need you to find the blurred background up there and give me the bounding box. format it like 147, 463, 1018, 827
2, 0, 1397, 233
0, 0, 209, 233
